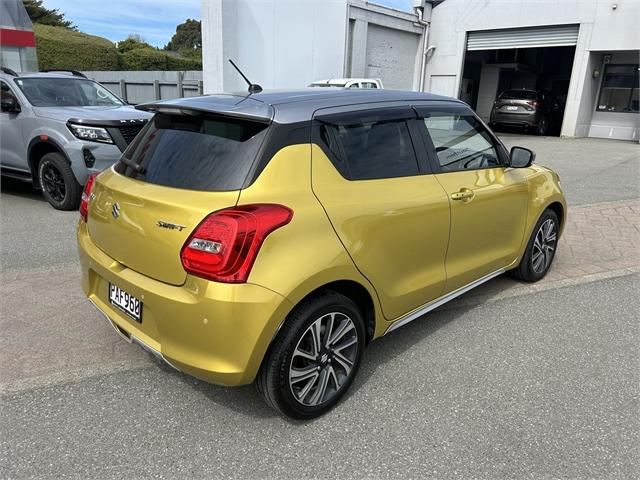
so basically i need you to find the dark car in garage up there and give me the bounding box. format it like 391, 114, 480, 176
490, 89, 562, 135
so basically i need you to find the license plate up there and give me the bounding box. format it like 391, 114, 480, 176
109, 283, 142, 322
506, 105, 518, 111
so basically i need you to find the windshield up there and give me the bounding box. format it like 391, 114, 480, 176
14, 77, 124, 107
499, 90, 538, 100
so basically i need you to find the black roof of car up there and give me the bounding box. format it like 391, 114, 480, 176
137, 88, 466, 124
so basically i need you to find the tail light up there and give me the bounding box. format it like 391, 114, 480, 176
181, 204, 293, 283
525, 100, 539, 110
79, 173, 97, 222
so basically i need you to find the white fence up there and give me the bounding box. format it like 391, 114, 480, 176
83, 71, 204, 104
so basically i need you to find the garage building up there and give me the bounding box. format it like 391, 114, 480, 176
201, 0, 638, 141
426, 0, 639, 140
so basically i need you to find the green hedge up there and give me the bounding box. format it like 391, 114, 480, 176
34, 25, 202, 71
34, 24, 119, 70
119, 47, 202, 71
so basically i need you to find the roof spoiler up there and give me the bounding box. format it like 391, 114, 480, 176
136, 100, 273, 124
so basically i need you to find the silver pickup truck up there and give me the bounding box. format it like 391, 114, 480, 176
0, 68, 151, 209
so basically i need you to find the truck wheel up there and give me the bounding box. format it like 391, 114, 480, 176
38, 152, 82, 210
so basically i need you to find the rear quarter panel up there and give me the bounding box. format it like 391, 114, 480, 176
238, 144, 388, 338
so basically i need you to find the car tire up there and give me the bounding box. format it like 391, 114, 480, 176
256, 290, 365, 419
510, 209, 559, 282
536, 117, 548, 136
38, 152, 82, 210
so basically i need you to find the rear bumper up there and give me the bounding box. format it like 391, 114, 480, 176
77, 221, 293, 386
490, 111, 539, 127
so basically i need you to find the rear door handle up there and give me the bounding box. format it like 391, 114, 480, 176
450, 189, 474, 201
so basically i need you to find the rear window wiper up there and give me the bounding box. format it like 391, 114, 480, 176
119, 157, 145, 174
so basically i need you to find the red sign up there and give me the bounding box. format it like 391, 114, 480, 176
0, 28, 36, 47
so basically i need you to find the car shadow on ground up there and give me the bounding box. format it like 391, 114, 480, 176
152, 276, 518, 424
0, 177, 46, 202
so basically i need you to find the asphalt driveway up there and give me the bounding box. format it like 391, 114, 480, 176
1, 134, 638, 479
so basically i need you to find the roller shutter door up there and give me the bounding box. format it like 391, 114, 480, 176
467, 25, 579, 50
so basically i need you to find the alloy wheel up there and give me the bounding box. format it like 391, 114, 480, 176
41, 163, 66, 203
532, 218, 557, 274
289, 312, 358, 407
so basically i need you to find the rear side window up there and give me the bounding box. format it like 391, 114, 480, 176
115, 112, 268, 191
319, 113, 419, 180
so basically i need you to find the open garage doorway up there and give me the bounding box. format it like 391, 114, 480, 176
460, 26, 578, 136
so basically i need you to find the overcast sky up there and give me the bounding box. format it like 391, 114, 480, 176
43, 0, 413, 47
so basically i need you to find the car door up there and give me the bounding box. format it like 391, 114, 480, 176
0, 80, 27, 170
311, 105, 451, 320
417, 104, 529, 293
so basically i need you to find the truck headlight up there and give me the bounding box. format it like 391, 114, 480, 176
68, 124, 113, 144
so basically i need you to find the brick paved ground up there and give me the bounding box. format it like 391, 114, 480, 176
550, 198, 640, 281
455, 197, 640, 308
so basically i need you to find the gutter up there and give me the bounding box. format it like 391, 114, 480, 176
414, 1, 434, 92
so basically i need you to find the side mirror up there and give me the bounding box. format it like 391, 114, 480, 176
510, 146, 535, 168
1, 96, 21, 113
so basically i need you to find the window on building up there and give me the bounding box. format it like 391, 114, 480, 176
423, 114, 501, 172
596, 64, 639, 113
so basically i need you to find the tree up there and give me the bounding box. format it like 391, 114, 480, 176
164, 19, 201, 52
22, 0, 76, 30
117, 35, 152, 54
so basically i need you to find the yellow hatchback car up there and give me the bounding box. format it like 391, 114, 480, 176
77, 89, 566, 419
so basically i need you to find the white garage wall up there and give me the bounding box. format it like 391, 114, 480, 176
201, 0, 348, 93
364, 24, 420, 90
429, 75, 457, 97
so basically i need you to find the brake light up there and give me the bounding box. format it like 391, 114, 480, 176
79, 173, 97, 222
181, 204, 293, 283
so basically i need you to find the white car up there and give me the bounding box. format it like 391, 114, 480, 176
309, 78, 383, 89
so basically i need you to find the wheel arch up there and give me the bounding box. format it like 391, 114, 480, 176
27, 137, 69, 187
292, 280, 376, 345
546, 201, 565, 232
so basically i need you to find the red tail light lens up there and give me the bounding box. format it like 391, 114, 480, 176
79, 173, 97, 222
181, 204, 293, 283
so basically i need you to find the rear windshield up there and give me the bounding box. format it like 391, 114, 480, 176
499, 90, 538, 100
114, 112, 269, 191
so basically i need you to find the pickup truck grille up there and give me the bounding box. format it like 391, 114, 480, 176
118, 125, 145, 145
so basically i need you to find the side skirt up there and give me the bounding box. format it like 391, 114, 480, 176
384, 268, 506, 335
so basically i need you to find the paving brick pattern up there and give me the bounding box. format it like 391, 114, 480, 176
549, 198, 640, 281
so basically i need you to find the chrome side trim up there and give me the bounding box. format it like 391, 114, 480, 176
88, 298, 179, 371
384, 268, 506, 335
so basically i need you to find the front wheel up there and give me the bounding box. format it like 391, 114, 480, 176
257, 291, 365, 419
510, 209, 559, 282
38, 152, 82, 210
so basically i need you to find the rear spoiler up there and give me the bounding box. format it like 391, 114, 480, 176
136, 96, 273, 124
